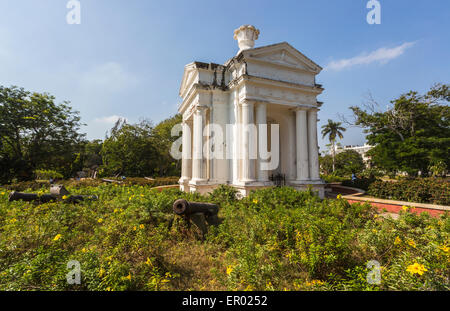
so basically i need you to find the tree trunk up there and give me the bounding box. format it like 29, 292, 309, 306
331, 140, 336, 173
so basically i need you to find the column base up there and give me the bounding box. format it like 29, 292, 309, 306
179, 177, 191, 192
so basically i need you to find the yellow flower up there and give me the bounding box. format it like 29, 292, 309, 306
99, 267, 105, 277
140, 194, 144, 197
372, 229, 378, 233
139, 224, 145, 229
252, 199, 258, 204
337, 194, 342, 199
82, 248, 87, 253
97, 218, 103, 223
113, 208, 119, 213
226, 265, 234, 275
374, 214, 378, 218
402, 205, 409, 212
145, 257, 153, 267
53, 234, 62, 241
62, 195, 68, 200
133, 226, 137, 231
305, 279, 325, 286
10, 218, 17, 224
394, 236, 402, 245
406, 263, 427, 276
1, 192, 5, 195
440, 245, 449, 254
407, 240, 416, 248
122, 273, 131, 281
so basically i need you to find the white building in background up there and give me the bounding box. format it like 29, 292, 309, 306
333, 144, 373, 163
178, 25, 325, 198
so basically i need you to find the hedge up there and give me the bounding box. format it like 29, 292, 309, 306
367, 178, 449, 205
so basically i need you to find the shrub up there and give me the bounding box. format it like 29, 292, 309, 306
342, 177, 377, 191
0, 183, 448, 291
321, 175, 347, 183
367, 178, 449, 205
34, 169, 64, 180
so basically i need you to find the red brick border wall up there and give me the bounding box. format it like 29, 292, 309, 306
346, 199, 445, 217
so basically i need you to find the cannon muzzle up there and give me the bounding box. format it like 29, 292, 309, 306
173, 199, 219, 217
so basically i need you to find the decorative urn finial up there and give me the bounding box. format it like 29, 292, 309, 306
233, 25, 260, 54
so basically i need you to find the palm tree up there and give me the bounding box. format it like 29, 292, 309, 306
321, 119, 346, 173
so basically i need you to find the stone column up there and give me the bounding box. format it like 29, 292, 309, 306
308, 108, 320, 180
241, 100, 255, 182
212, 92, 228, 183
296, 108, 309, 181
192, 106, 207, 181
256, 102, 269, 182
180, 119, 192, 182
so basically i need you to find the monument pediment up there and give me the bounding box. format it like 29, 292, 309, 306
179, 63, 199, 98
242, 42, 322, 74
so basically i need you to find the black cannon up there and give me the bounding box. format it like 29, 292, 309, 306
173, 199, 219, 217
8, 191, 98, 204
172, 199, 220, 236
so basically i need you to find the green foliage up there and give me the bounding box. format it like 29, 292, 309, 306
320, 174, 347, 183
321, 120, 346, 173
100, 115, 182, 178
342, 177, 377, 191
0, 85, 85, 183
0, 184, 448, 291
321, 150, 365, 177
150, 114, 183, 177
209, 185, 238, 205
367, 178, 450, 205
34, 169, 64, 180
428, 160, 447, 177
350, 83, 450, 176
100, 119, 158, 177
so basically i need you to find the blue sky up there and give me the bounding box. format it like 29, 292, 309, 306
0, 0, 449, 152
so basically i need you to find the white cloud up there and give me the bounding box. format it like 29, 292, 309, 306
325, 42, 416, 71
93, 115, 127, 124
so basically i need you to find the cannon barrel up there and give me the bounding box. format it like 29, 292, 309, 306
173, 199, 219, 216
9, 191, 57, 203
8, 191, 98, 204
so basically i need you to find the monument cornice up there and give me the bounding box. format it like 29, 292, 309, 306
228, 74, 323, 95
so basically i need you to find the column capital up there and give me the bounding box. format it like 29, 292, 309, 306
194, 105, 208, 114
293, 104, 315, 112
240, 99, 256, 107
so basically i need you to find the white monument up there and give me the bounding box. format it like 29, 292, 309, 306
178, 25, 325, 198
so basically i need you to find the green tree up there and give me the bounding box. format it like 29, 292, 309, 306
0, 85, 84, 183
100, 119, 158, 177
349, 83, 450, 176
100, 114, 183, 177
71, 139, 103, 177
320, 150, 365, 177
321, 120, 346, 173
335, 150, 365, 176
150, 114, 182, 176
